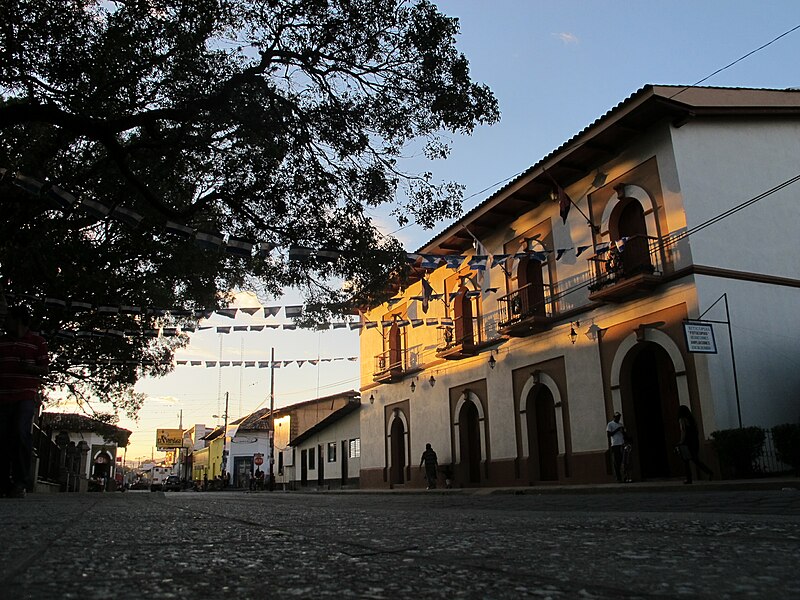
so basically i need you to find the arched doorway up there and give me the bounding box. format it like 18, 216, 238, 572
389, 416, 406, 485
615, 200, 652, 276
622, 342, 681, 479
527, 385, 558, 481
458, 400, 481, 484
92, 452, 112, 480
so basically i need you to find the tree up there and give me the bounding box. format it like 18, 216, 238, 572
0, 0, 498, 418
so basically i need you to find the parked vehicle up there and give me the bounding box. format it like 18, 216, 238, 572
150, 466, 170, 491
163, 475, 182, 492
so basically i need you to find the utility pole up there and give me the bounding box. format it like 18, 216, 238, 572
222, 392, 229, 486
269, 347, 275, 491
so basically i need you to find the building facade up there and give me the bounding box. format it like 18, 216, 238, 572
359, 85, 800, 488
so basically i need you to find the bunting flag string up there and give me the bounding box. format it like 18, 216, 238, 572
4, 167, 602, 270
52, 356, 360, 368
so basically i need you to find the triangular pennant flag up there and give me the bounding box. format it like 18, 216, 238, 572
12, 174, 45, 196
271, 361, 282, 368
426, 318, 439, 326
283, 324, 297, 330
484, 287, 499, 294
197, 325, 214, 331
308, 360, 318, 365
256, 242, 274, 258
263, 306, 281, 317
225, 236, 254, 257
45, 185, 78, 210
595, 242, 610, 254
364, 321, 377, 329
176, 360, 187, 366
386, 297, 403, 307
444, 255, 465, 269
381, 320, 394, 328
406, 253, 421, 265
348, 356, 358, 361
205, 361, 217, 367
240, 307, 261, 316
421, 278, 434, 314
258, 361, 270, 368
283, 361, 294, 367
440, 317, 454, 326
233, 326, 248, 331
79, 198, 111, 218
491, 254, 510, 268
420, 255, 441, 269
396, 319, 410, 327
219, 361, 231, 367
44, 297, 67, 309
249, 325, 264, 332
576, 245, 590, 257
288, 247, 314, 261
296, 360, 305, 368
216, 326, 231, 334
316, 249, 340, 262
284, 305, 302, 318
265, 324, 280, 329
332, 322, 347, 329
556, 249, 567, 261
195, 231, 224, 251
244, 361, 256, 368
349, 321, 364, 330
465, 290, 481, 298
181, 325, 196, 333
468, 255, 488, 271
411, 319, 423, 328
216, 308, 238, 319
191, 361, 202, 366
231, 361, 242, 366
111, 206, 144, 229
165, 221, 195, 238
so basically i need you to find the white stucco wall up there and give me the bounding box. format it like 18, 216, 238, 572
289, 408, 361, 485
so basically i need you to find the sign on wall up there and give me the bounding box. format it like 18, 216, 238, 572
683, 321, 717, 354
156, 428, 184, 449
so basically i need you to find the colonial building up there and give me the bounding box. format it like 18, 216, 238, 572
286, 398, 361, 489
359, 85, 800, 488
41, 412, 131, 487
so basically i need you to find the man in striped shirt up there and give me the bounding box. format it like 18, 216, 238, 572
0, 304, 49, 498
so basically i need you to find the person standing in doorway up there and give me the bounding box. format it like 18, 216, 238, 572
677, 405, 714, 484
419, 443, 438, 490
0, 304, 49, 498
606, 412, 626, 483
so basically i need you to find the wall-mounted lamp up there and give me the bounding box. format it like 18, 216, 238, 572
429, 375, 436, 387
549, 187, 559, 203
369, 394, 375, 405
531, 369, 541, 384
488, 353, 497, 369
410, 380, 416, 393
569, 321, 580, 345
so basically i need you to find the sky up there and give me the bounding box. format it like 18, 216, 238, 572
118, 1, 800, 461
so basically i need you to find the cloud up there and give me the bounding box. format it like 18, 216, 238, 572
553, 32, 579, 44
148, 395, 181, 405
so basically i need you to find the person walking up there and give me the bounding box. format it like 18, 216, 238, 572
419, 443, 438, 490
677, 405, 714, 484
0, 304, 49, 498
606, 411, 626, 483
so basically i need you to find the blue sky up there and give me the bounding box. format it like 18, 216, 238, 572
120, 1, 800, 460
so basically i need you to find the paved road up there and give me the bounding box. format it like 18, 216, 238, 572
2, 487, 799, 599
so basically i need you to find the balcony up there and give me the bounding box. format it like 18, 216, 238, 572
587, 235, 665, 303
373, 349, 407, 383
435, 316, 486, 360
497, 283, 555, 337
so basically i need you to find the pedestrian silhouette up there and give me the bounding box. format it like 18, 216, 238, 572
677, 405, 713, 484
420, 443, 438, 490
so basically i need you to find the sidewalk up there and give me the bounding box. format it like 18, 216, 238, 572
265, 475, 800, 495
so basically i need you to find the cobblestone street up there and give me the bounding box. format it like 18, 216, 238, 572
1, 486, 799, 599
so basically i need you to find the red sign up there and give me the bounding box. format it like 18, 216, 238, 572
254, 454, 264, 466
